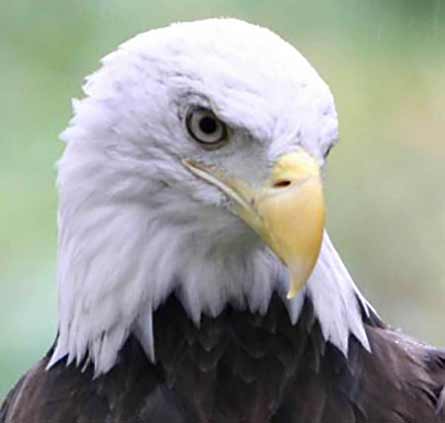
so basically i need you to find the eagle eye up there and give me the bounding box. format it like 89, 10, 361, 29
186, 108, 227, 148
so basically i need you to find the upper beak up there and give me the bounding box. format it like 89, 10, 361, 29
183, 150, 325, 299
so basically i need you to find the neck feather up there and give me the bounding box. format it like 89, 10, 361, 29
48, 186, 374, 375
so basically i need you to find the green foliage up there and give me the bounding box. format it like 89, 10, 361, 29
0, 0, 444, 399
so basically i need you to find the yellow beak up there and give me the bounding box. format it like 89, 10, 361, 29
183, 150, 325, 299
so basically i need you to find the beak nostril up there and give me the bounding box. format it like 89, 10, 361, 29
273, 180, 292, 188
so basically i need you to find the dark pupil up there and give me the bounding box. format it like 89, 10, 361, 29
199, 116, 218, 135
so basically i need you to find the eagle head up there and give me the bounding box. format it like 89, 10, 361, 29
50, 18, 370, 375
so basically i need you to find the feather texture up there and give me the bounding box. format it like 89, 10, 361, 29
3, 295, 445, 423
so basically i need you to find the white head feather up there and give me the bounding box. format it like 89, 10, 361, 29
48, 18, 374, 375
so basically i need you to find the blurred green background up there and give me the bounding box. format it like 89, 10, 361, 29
1, 0, 444, 399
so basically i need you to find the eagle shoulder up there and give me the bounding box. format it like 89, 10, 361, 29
0, 339, 186, 423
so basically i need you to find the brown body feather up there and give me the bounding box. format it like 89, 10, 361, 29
2, 295, 445, 423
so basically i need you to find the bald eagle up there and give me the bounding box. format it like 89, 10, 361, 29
1, 18, 445, 423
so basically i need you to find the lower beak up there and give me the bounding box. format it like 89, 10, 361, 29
183, 150, 325, 299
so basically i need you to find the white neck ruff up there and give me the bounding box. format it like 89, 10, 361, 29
48, 183, 373, 376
